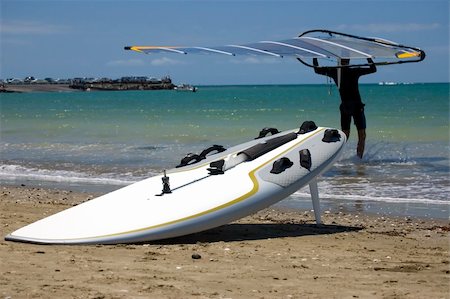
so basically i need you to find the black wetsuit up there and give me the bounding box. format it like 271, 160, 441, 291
314, 64, 376, 131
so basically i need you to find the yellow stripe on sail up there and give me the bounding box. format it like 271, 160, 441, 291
125, 46, 183, 53
396, 51, 421, 59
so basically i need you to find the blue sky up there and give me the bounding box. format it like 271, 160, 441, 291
1, 0, 448, 85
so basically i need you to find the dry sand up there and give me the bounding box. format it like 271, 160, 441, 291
0, 185, 449, 298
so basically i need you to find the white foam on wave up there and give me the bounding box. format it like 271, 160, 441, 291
1, 163, 448, 207
0, 164, 137, 186
292, 190, 450, 206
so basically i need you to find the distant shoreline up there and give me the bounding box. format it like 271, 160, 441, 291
0, 82, 175, 93
1, 82, 446, 93
1, 75, 178, 93
0, 84, 79, 93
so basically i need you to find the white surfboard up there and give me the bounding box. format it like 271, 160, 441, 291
5, 122, 346, 244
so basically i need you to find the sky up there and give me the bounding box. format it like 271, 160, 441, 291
1, 0, 448, 85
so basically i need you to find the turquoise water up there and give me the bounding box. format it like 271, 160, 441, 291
1, 84, 449, 217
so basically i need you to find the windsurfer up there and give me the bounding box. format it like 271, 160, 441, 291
313, 58, 376, 158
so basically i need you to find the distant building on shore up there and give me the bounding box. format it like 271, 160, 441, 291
1, 75, 176, 92
70, 75, 174, 91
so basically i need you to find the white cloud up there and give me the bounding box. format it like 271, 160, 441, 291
106, 59, 146, 67
106, 57, 183, 67
229, 56, 280, 64
1, 21, 68, 35
150, 57, 184, 66
0, 38, 31, 46
337, 23, 441, 34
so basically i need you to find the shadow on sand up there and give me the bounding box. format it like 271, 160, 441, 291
153, 223, 363, 245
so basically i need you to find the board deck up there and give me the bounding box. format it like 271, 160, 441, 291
5, 125, 346, 244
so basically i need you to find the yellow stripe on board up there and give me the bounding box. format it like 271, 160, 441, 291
57, 128, 325, 242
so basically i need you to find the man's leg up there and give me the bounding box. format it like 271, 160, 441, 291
343, 129, 350, 139
340, 106, 351, 141
354, 107, 367, 159
357, 129, 366, 158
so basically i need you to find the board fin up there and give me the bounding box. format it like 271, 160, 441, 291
309, 178, 322, 225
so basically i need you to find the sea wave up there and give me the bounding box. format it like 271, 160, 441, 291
1, 163, 448, 207
292, 190, 450, 205
0, 164, 137, 186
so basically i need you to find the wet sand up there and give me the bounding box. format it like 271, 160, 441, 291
1, 186, 449, 298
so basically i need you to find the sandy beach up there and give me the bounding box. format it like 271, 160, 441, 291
0, 185, 448, 298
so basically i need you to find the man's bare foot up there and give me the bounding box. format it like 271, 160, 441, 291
357, 142, 364, 159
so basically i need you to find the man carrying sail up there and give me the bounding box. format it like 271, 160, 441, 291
313, 58, 376, 159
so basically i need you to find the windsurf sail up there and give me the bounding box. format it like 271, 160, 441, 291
125, 29, 425, 68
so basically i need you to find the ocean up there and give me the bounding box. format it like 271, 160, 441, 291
1, 83, 449, 218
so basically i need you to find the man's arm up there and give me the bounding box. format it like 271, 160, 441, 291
313, 58, 333, 76
358, 58, 377, 75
